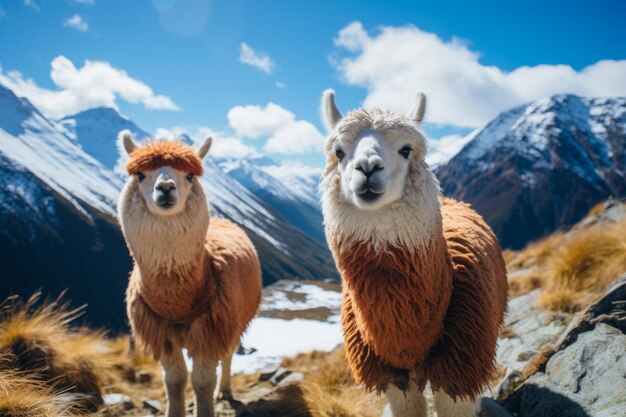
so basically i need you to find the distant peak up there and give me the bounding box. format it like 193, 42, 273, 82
61, 106, 129, 122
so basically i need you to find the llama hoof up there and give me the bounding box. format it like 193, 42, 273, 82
218, 391, 242, 407
217, 391, 233, 401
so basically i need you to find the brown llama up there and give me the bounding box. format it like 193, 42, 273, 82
116, 131, 261, 417
319, 91, 508, 417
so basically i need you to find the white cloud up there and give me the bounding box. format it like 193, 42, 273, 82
264, 120, 325, 155
0, 55, 180, 119
211, 136, 257, 159
426, 133, 474, 167
275, 81, 286, 90
239, 43, 276, 74
228, 102, 324, 155
154, 126, 257, 159
228, 103, 294, 138
63, 14, 89, 32
334, 21, 626, 128
23, 0, 40, 12
72, 0, 95, 4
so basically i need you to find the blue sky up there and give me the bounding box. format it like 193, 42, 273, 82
1, 0, 626, 167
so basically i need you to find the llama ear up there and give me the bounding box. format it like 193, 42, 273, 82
196, 136, 213, 160
118, 130, 137, 156
321, 89, 343, 132
409, 92, 427, 124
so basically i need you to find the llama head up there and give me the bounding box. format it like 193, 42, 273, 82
319, 90, 441, 248
320, 90, 429, 211
117, 131, 212, 217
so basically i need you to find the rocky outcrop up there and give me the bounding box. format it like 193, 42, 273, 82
489, 275, 626, 417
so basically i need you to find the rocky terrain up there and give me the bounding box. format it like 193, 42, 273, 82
1, 201, 624, 417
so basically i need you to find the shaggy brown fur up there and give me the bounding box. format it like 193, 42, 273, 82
126, 140, 204, 176
126, 217, 262, 361
121, 140, 261, 362
330, 198, 508, 399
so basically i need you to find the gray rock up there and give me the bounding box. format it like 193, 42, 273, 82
502, 277, 626, 417
504, 324, 626, 416
258, 365, 280, 382
142, 399, 162, 413
103, 393, 134, 410
276, 371, 304, 386
56, 392, 102, 413
269, 368, 293, 386
497, 290, 568, 372
237, 344, 258, 355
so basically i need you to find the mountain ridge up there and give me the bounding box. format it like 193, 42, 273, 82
436, 93, 626, 248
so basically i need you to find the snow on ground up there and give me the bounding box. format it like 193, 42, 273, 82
184, 280, 343, 373
231, 316, 342, 373
262, 282, 342, 311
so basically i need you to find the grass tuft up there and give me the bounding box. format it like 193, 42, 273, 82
0, 293, 117, 396
280, 347, 385, 417
0, 369, 69, 417
506, 203, 626, 312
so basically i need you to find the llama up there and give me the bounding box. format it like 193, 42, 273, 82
116, 131, 262, 417
319, 91, 508, 417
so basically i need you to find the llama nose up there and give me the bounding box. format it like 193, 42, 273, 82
156, 179, 176, 193
355, 157, 384, 177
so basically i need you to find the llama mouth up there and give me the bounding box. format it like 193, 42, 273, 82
357, 189, 383, 202
155, 199, 177, 209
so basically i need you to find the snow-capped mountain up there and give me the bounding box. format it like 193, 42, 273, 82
60, 105, 335, 278
60, 107, 151, 170
0, 84, 337, 330
436, 94, 626, 249
0, 85, 132, 329
218, 155, 325, 242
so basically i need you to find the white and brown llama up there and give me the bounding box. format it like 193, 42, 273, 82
319, 91, 508, 417
116, 131, 261, 417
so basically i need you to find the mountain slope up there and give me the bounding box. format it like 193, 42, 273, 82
0, 86, 132, 329
62, 106, 336, 282
60, 107, 151, 170
436, 94, 626, 249
218, 155, 326, 243
0, 85, 337, 330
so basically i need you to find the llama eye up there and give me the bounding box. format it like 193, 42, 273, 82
399, 146, 412, 159
335, 149, 346, 161
136, 172, 145, 182
186, 173, 194, 182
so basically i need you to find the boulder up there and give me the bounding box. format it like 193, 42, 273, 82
499, 275, 626, 417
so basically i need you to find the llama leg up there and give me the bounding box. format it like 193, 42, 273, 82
385, 380, 427, 417
433, 390, 477, 417
161, 350, 188, 417
218, 349, 234, 400
191, 357, 218, 417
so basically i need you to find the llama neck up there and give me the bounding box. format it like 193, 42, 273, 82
118, 180, 211, 279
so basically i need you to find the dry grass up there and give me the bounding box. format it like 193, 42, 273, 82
280, 347, 385, 417
538, 220, 626, 311
0, 292, 165, 416
0, 293, 123, 396
505, 207, 626, 312
506, 232, 564, 272
0, 369, 69, 417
